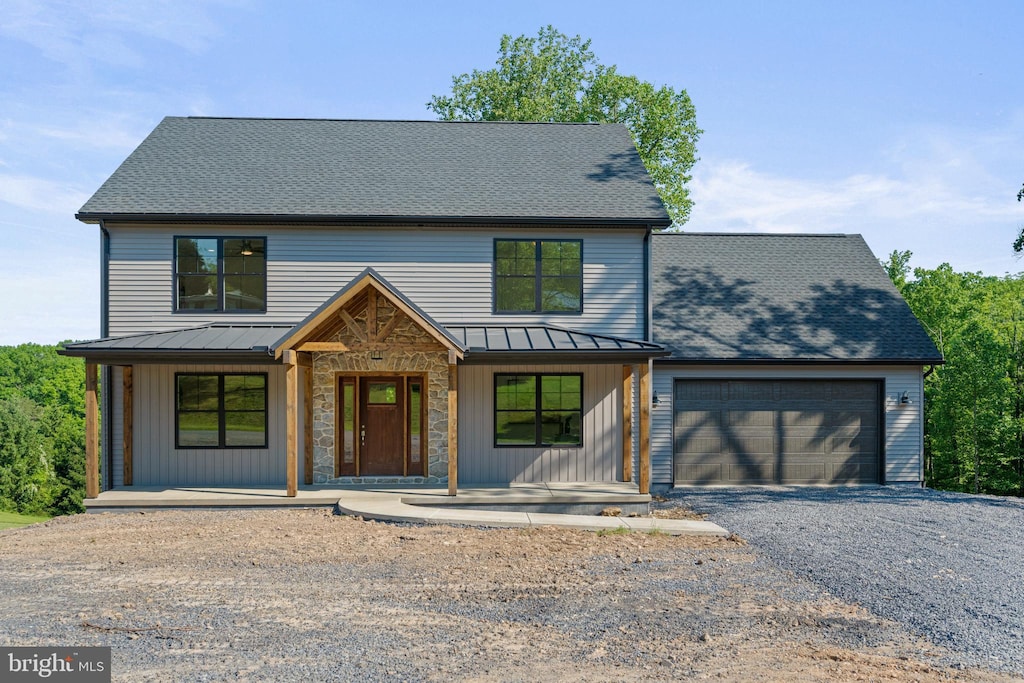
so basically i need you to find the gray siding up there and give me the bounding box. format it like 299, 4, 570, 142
651, 365, 925, 486
131, 364, 289, 486
458, 364, 622, 483
111, 366, 123, 488
106, 224, 645, 339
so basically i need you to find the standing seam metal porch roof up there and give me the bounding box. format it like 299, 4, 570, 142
59, 323, 665, 363
76, 117, 670, 226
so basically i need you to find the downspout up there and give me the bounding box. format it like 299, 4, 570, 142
100, 221, 113, 490
643, 226, 652, 342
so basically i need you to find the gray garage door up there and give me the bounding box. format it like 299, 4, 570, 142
673, 380, 881, 485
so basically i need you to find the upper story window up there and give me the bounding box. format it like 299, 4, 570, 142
494, 239, 582, 313
174, 237, 266, 312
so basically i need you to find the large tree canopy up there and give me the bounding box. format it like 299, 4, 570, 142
428, 26, 702, 225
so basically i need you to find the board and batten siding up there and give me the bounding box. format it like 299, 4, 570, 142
650, 364, 926, 486
458, 364, 622, 483
110, 366, 124, 488
105, 224, 645, 339
130, 364, 298, 487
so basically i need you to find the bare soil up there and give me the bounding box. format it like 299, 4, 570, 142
0, 509, 1015, 682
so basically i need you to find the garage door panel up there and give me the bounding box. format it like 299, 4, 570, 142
835, 383, 878, 400
778, 382, 831, 401
727, 462, 774, 484
778, 463, 827, 483
674, 409, 721, 430
674, 379, 881, 486
675, 381, 723, 402
727, 410, 774, 427
780, 409, 829, 428
675, 463, 723, 484
722, 436, 774, 456
674, 436, 721, 455
830, 461, 878, 483
779, 436, 827, 454
832, 409, 877, 428
728, 382, 773, 400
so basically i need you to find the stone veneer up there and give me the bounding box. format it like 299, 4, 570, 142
310, 296, 450, 484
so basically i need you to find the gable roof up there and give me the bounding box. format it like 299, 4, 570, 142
652, 233, 943, 363
77, 117, 669, 226
272, 267, 465, 358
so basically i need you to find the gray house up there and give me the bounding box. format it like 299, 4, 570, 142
62, 117, 941, 499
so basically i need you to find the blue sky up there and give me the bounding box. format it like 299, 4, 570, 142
1, 0, 1022, 344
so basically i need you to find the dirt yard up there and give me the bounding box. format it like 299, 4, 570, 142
0, 508, 1014, 682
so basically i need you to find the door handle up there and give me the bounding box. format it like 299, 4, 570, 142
360, 425, 366, 445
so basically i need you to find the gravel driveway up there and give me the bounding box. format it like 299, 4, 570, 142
670, 486, 1024, 676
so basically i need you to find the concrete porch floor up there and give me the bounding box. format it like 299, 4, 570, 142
84, 482, 651, 509
83, 483, 728, 536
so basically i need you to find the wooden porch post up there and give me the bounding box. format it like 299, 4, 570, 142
447, 351, 458, 496
303, 364, 314, 486
638, 361, 651, 495
85, 362, 99, 499
622, 365, 633, 483
285, 351, 298, 497
122, 366, 133, 486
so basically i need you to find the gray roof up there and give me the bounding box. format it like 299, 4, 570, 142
78, 117, 669, 226
60, 324, 289, 363
652, 233, 943, 363
448, 325, 666, 362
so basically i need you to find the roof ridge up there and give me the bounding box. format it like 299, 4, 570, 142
180, 116, 606, 126
653, 232, 855, 238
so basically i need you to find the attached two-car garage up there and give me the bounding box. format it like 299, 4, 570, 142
673, 379, 882, 485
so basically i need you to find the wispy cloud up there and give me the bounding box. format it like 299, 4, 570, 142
0, 0, 232, 73
0, 173, 90, 215
689, 119, 1024, 274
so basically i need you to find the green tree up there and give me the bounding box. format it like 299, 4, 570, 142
894, 257, 1024, 495
1015, 182, 1024, 253
428, 26, 702, 225
0, 344, 86, 515
0, 395, 56, 514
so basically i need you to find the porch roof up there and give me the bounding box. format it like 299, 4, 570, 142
59, 323, 290, 364
59, 323, 666, 364
448, 325, 668, 363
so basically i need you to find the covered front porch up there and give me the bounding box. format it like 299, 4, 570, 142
62, 269, 665, 501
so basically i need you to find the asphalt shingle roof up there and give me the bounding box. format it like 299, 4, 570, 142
651, 233, 943, 363
77, 117, 669, 225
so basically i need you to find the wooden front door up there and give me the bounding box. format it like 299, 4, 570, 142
359, 377, 405, 475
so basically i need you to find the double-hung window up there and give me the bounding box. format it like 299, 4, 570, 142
494, 239, 582, 313
176, 373, 268, 448
494, 373, 583, 447
175, 237, 266, 312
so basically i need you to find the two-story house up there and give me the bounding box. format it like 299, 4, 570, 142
62, 117, 941, 501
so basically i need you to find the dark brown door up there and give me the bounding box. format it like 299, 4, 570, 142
359, 377, 405, 475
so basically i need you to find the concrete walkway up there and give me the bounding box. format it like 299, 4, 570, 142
337, 489, 729, 536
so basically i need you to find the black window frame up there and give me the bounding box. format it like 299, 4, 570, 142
173, 236, 268, 313
493, 239, 583, 314
493, 372, 584, 448
174, 372, 269, 449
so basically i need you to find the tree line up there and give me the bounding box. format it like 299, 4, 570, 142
0, 344, 86, 515
886, 251, 1024, 495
